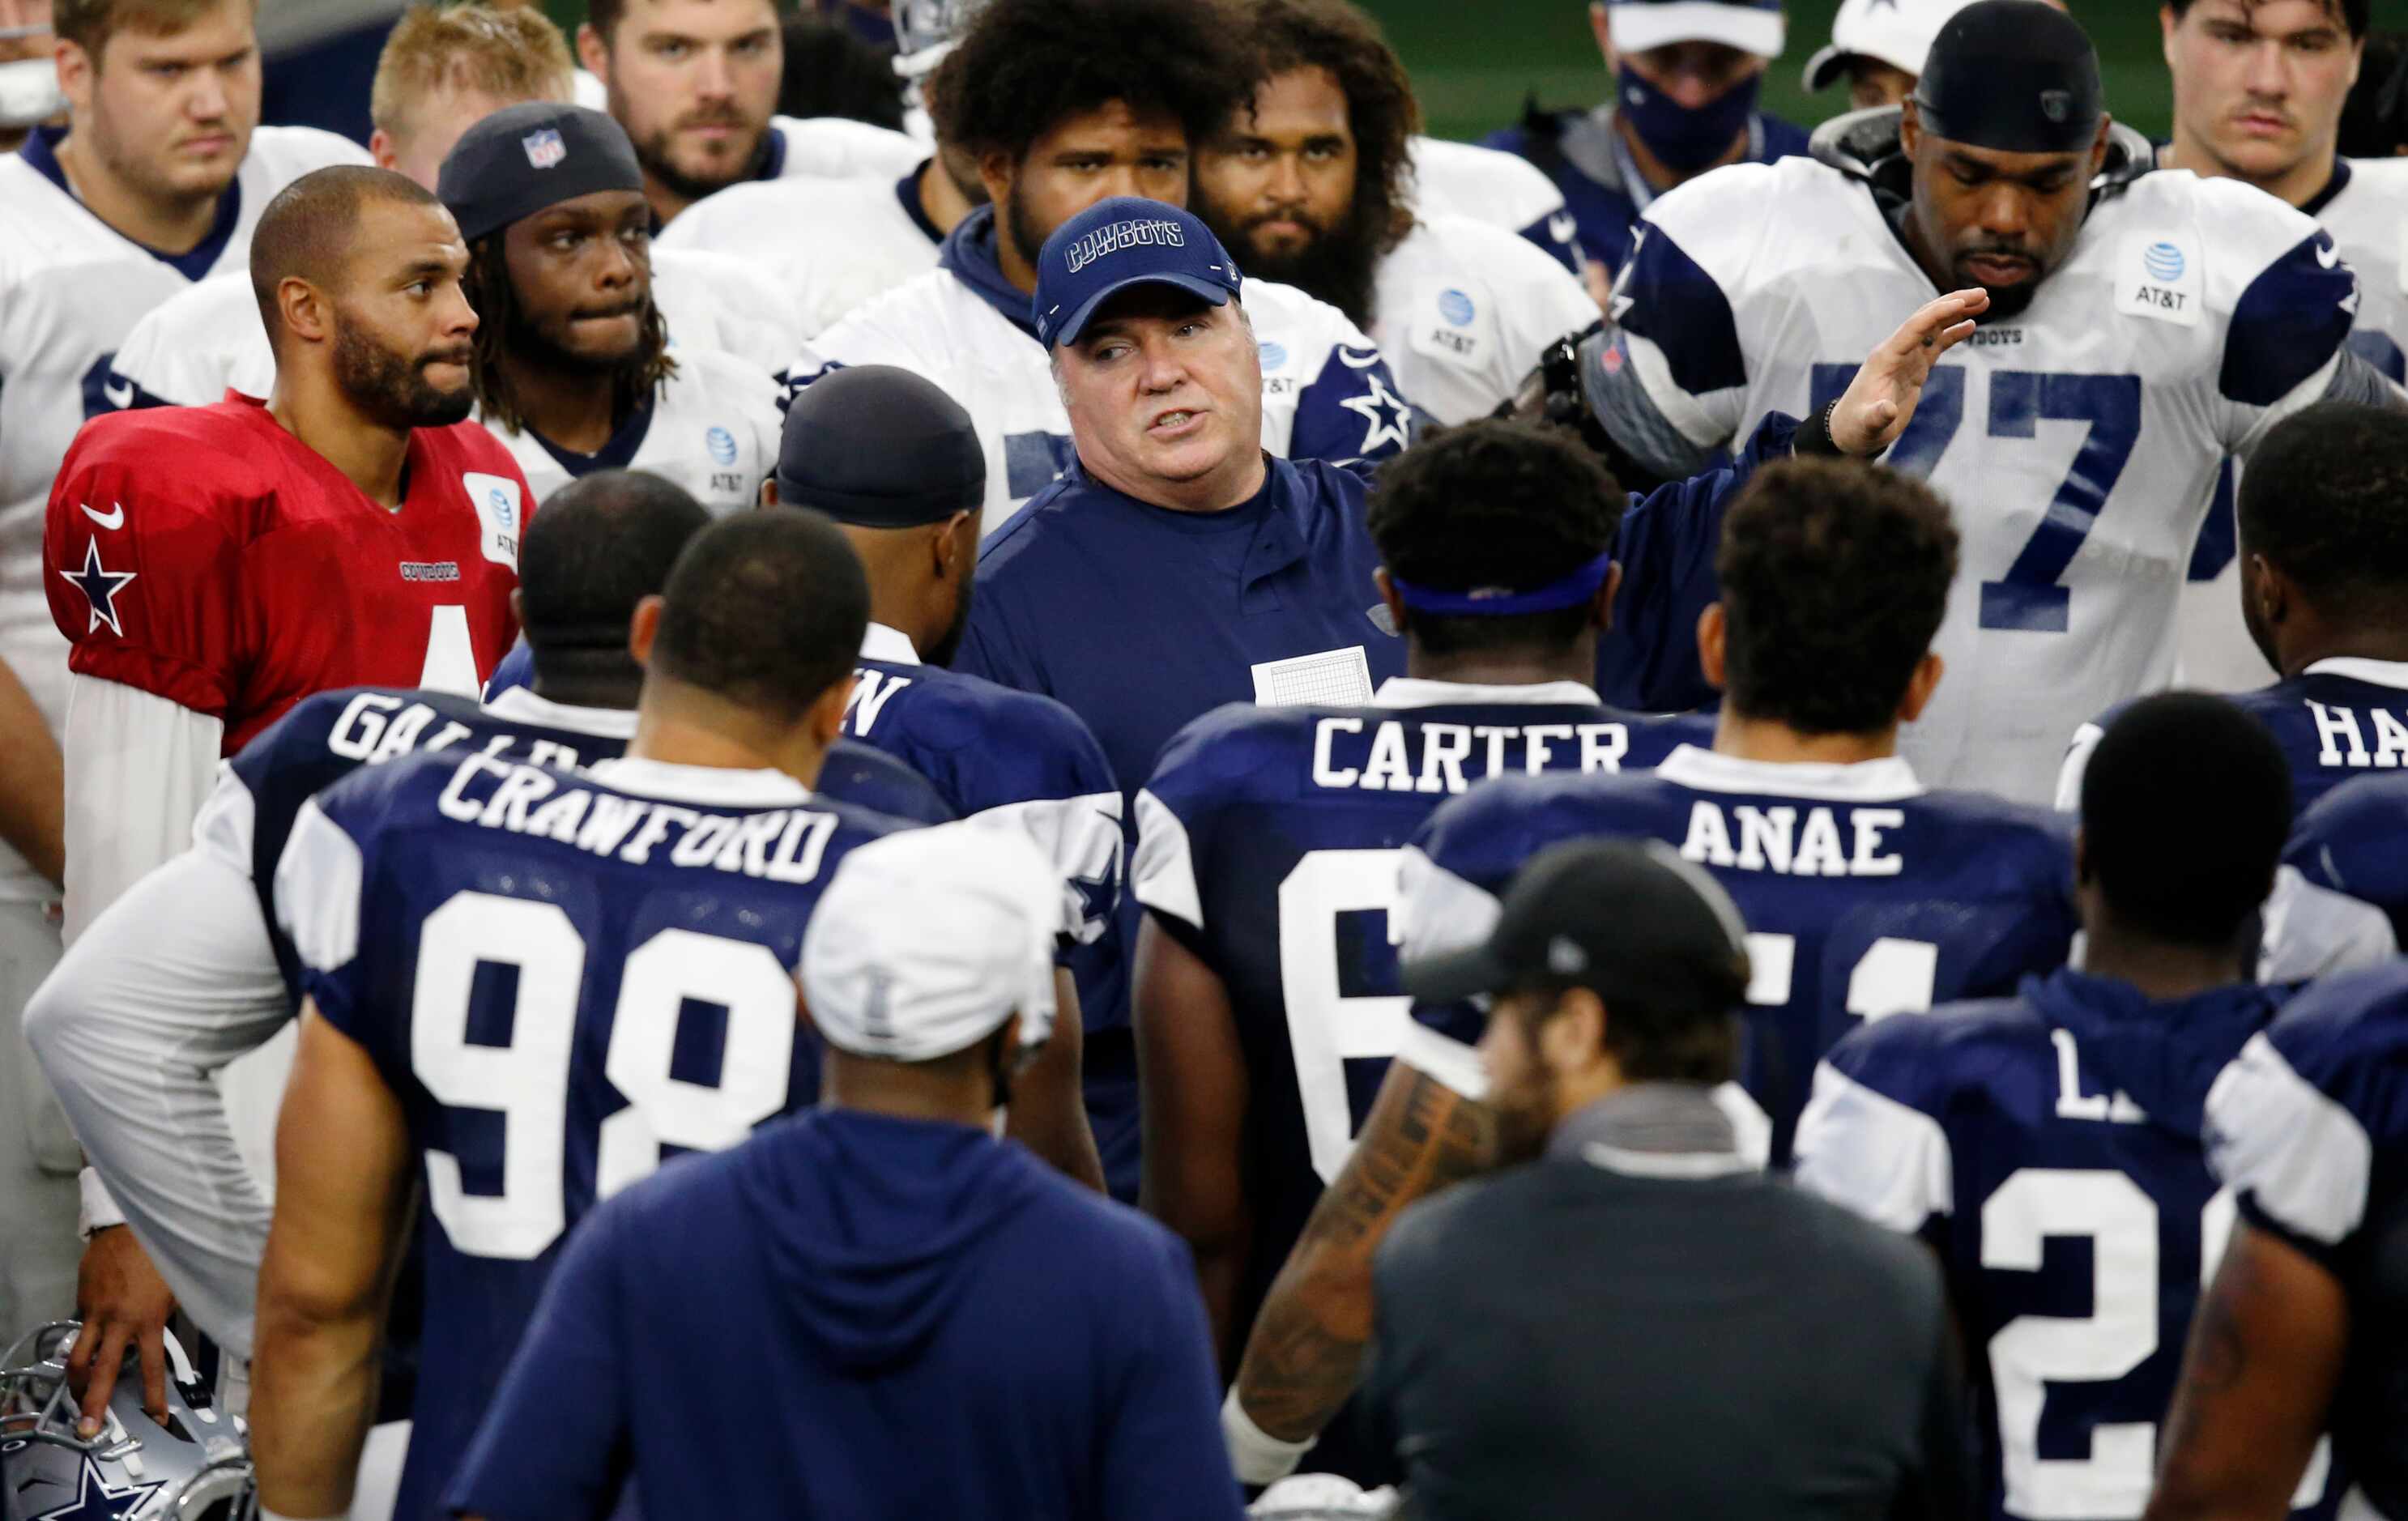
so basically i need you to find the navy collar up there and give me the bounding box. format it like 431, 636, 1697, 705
21, 126, 244, 281
529, 394, 656, 479
937, 207, 1042, 341
752, 120, 788, 182
897, 161, 944, 245
2302, 156, 2353, 219
1052, 454, 1313, 584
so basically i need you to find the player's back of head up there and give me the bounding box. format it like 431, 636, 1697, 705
1366, 418, 1626, 662
650, 510, 870, 726
1715, 458, 1958, 736
520, 470, 710, 667
926, 0, 1249, 160
249, 165, 448, 345
2080, 692, 2291, 951
2238, 402, 2408, 629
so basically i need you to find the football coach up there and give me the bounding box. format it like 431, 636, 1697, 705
953, 194, 1989, 1193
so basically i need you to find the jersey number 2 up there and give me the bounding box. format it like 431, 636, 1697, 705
409, 891, 797, 1260
1810, 367, 2142, 634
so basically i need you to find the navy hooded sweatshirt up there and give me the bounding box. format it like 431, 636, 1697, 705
445, 1110, 1242, 1521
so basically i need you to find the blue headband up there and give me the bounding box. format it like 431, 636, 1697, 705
1388, 552, 1615, 618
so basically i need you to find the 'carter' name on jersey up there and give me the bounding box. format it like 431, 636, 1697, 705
1311, 717, 1637, 795
433, 753, 842, 882
1679, 799, 1907, 878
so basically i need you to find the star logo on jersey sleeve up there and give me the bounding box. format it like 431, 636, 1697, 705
1339, 370, 1413, 457
28, 1455, 167, 1520
59, 538, 137, 637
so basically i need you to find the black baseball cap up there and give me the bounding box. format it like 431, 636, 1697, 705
1913, 0, 2103, 155
1404, 839, 1753, 1012
776, 365, 985, 526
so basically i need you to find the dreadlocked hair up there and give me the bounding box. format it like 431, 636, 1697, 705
462, 232, 676, 437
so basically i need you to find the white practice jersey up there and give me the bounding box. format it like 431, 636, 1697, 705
1598, 157, 2361, 803
481, 347, 781, 512
1407, 134, 1583, 275
795, 231, 1415, 530
0, 124, 366, 902
758, 113, 923, 184
1372, 212, 1598, 425
2324, 156, 2408, 388
109, 249, 793, 411
657, 166, 941, 340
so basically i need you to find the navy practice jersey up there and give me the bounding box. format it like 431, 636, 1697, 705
2206, 961, 2408, 1521
1132, 680, 1705, 1378
1796, 970, 2334, 1521
1401, 746, 2078, 1163
479, 644, 957, 827
2065, 658, 2408, 818
2288, 771, 2408, 945
198, 686, 634, 1005
277, 750, 912, 1521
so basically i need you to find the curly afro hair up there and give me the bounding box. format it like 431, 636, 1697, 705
927, 0, 1255, 162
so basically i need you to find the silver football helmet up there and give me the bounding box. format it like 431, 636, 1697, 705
0, 1322, 254, 1521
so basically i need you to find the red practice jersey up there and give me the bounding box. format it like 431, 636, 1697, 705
44, 394, 527, 752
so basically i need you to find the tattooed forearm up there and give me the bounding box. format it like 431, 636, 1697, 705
1231, 1068, 1494, 1441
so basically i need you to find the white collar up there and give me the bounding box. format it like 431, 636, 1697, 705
583, 756, 811, 807
480, 688, 640, 739
2305, 657, 2408, 691
1370, 676, 1602, 709
859, 623, 921, 667
1579, 1142, 1759, 1180
1652, 744, 1924, 803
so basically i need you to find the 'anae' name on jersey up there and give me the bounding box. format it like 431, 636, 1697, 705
2204, 961, 2408, 1521
277, 748, 914, 1521
1796, 973, 2333, 1521
1401, 746, 2078, 1163
1599, 144, 2359, 803
1131, 681, 1704, 1408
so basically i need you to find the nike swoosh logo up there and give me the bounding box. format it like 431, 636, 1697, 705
2316, 241, 2340, 269
102, 375, 133, 408
1549, 213, 1577, 244
81, 501, 124, 530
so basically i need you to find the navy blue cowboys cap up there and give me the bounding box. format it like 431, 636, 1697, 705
1033, 197, 1243, 348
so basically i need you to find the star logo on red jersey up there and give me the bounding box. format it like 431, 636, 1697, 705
60, 538, 136, 637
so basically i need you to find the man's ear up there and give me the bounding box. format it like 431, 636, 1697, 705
1592, 561, 1622, 634
509, 587, 524, 633
52, 38, 92, 113
2090, 113, 2113, 176
1899, 96, 1921, 156
976, 150, 1016, 212
2248, 553, 2294, 632
626, 594, 663, 667
1898, 651, 1945, 725
1696, 603, 1728, 691
1588, 1, 1615, 70
809, 671, 858, 746
575, 23, 611, 83
278, 277, 333, 348
936, 510, 975, 579
758, 479, 778, 509
368, 128, 399, 174
1373, 567, 1411, 640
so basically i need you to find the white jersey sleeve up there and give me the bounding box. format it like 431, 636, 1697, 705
656, 173, 942, 341
1405, 135, 1583, 275
1792, 1059, 1954, 1236
60, 674, 223, 947
2174, 173, 2363, 454
764, 114, 924, 181
650, 248, 805, 377
1241, 277, 1416, 467
2321, 159, 2408, 391
107, 273, 275, 409
1373, 214, 1600, 425
20, 846, 283, 1357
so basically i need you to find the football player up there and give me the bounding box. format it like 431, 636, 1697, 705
1582, 0, 2404, 800
791, 0, 1417, 530
0, 0, 363, 1334
576, 0, 918, 225
25, 471, 947, 1442
1482, 0, 1809, 279
435, 101, 780, 511
1190, 0, 1600, 424
2160, 0, 2406, 692
2144, 956, 2408, 1521
2063, 403, 2408, 816
245, 511, 924, 1521
107, 2, 804, 411
1222, 458, 2079, 1486
1797, 693, 2325, 1521
1132, 419, 1705, 1480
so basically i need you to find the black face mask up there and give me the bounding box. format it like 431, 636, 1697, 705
1617, 63, 1760, 173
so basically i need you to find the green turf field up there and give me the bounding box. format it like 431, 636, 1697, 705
1374, 1, 2178, 145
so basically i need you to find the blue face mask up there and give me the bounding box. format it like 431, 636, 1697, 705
1615, 62, 1761, 173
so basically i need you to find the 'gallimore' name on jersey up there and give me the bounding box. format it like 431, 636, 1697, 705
435, 752, 842, 882
326, 691, 593, 772
1679, 799, 1907, 878
1311, 717, 1639, 794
